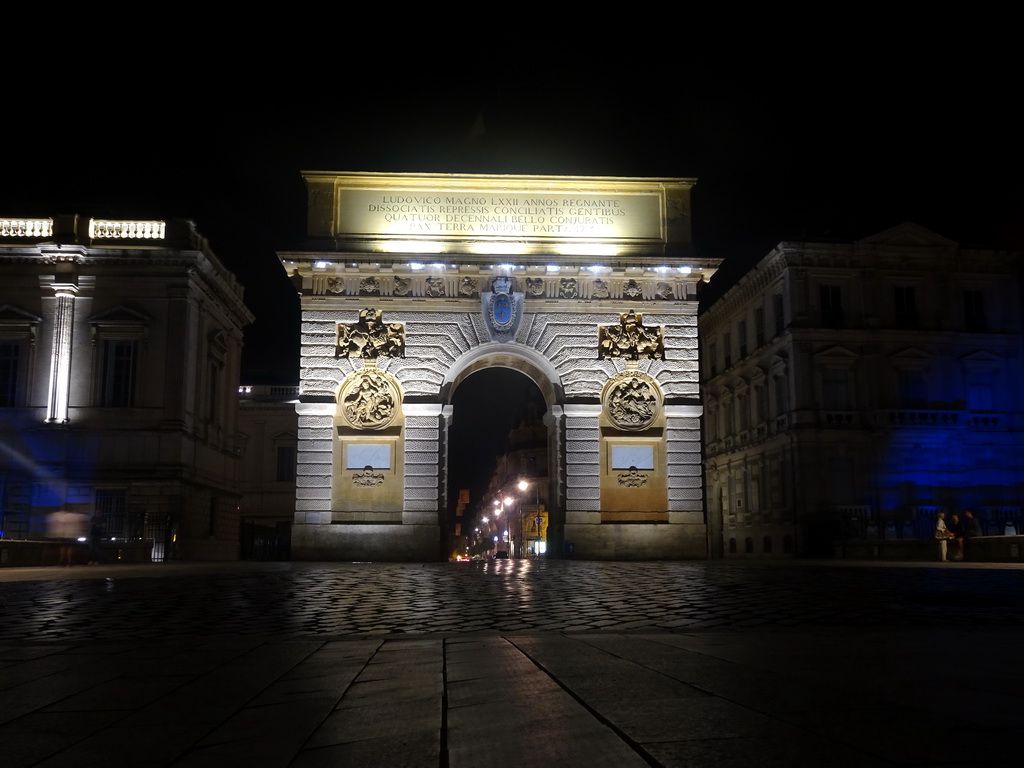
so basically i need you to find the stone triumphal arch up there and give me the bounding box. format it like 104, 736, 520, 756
280, 172, 720, 561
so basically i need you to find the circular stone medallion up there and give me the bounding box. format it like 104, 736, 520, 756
603, 372, 663, 431
340, 370, 400, 429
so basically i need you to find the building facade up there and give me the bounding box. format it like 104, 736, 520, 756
701, 223, 1024, 557
237, 384, 299, 559
283, 172, 720, 561
0, 215, 253, 561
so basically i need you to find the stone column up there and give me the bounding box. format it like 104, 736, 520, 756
544, 405, 566, 555
43, 280, 77, 423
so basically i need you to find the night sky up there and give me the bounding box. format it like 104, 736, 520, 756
5, 59, 1020, 383
4, 54, 1020, 520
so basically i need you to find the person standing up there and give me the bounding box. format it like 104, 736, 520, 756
48, 510, 89, 566
962, 509, 983, 559
947, 513, 964, 561
88, 515, 104, 565
934, 512, 953, 562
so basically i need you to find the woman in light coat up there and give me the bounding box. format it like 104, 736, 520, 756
934, 512, 953, 562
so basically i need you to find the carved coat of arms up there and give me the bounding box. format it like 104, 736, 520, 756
482, 276, 524, 342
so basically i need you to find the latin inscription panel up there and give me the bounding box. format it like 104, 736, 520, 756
336, 188, 663, 241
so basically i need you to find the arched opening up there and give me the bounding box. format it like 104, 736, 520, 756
446, 366, 549, 561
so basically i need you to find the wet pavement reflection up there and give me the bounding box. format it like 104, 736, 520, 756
2, 559, 1022, 641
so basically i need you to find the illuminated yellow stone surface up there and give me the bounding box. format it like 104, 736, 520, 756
303, 171, 695, 256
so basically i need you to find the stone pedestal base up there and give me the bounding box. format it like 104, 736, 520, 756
291, 522, 441, 562
562, 523, 707, 560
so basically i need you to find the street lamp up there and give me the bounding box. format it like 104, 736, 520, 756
513, 483, 529, 558
503, 495, 514, 556
493, 495, 515, 556
518, 478, 543, 557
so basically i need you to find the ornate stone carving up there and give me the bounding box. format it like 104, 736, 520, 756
592, 279, 610, 299
459, 277, 478, 298
359, 277, 380, 295
559, 278, 578, 299
598, 310, 664, 361
352, 466, 385, 487
393, 276, 411, 296
426, 277, 445, 297
655, 282, 674, 299
336, 308, 405, 360
623, 280, 643, 299
326, 277, 345, 294
339, 368, 401, 429
602, 370, 663, 431
482, 276, 524, 343
526, 277, 545, 297
617, 467, 649, 487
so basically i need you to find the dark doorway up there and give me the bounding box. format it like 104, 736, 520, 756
446, 367, 547, 559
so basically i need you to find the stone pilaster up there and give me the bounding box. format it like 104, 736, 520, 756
43, 280, 77, 423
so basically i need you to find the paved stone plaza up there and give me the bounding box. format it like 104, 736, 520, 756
1, 560, 1022, 766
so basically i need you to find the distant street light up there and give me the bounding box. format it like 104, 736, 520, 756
493, 496, 514, 556
503, 495, 514, 556
518, 478, 542, 557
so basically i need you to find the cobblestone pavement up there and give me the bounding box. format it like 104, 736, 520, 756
1, 560, 1022, 767
2, 559, 1023, 641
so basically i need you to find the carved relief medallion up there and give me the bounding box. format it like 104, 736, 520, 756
426, 277, 445, 297
602, 371, 663, 431
525, 277, 545, 297
339, 369, 401, 429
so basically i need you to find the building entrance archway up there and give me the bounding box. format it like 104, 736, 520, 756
446, 364, 550, 560
281, 172, 719, 561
